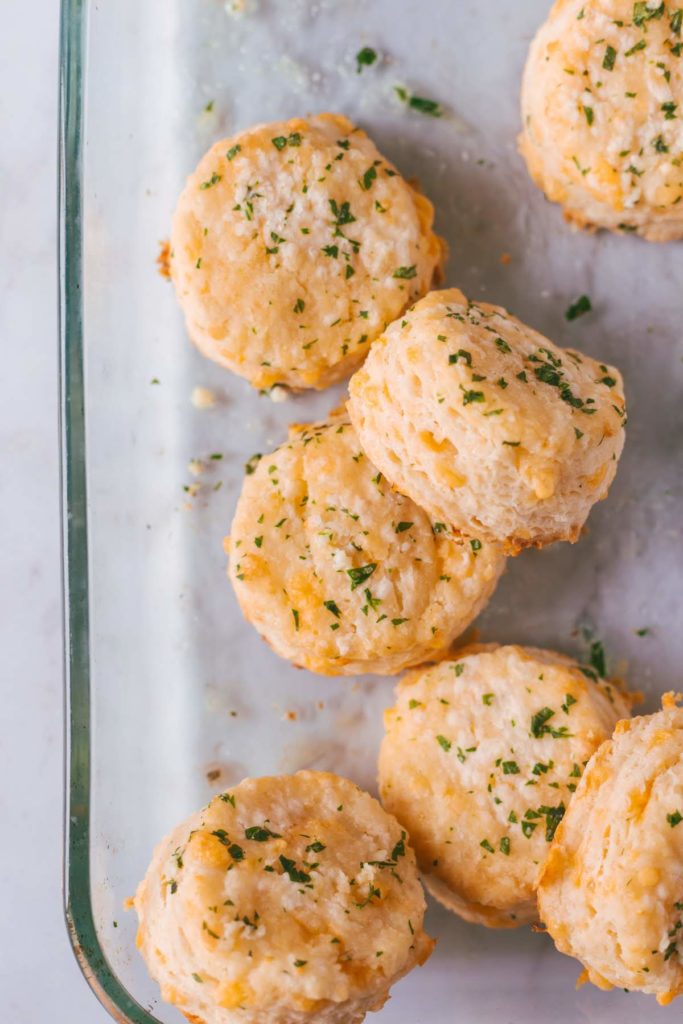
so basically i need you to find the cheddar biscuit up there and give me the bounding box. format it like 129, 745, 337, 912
170, 113, 444, 390
378, 644, 632, 928
519, 0, 683, 241
227, 416, 505, 676
538, 696, 683, 1005
347, 289, 626, 551
134, 771, 433, 1024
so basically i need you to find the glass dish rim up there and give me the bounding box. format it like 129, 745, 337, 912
59, 1, 161, 1020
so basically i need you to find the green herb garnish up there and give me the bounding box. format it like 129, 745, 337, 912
245, 825, 281, 841
603, 45, 617, 70
565, 294, 592, 320
279, 855, 311, 883
356, 46, 378, 72
392, 265, 417, 279
347, 563, 377, 590
395, 86, 443, 117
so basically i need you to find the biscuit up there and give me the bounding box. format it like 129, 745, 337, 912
378, 644, 632, 928
347, 288, 626, 551
170, 113, 444, 390
538, 695, 683, 1004
227, 416, 505, 676
134, 771, 433, 1024
519, 0, 683, 241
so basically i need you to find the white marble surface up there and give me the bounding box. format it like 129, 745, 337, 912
1, 1, 108, 1019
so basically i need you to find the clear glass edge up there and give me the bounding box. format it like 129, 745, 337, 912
59, 1, 161, 1020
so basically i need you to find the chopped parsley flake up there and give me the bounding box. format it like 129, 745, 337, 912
393, 265, 417, 279
391, 833, 407, 860
460, 387, 485, 405
245, 825, 281, 841
565, 295, 592, 321
449, 349, 472, 366
211, 830, 244, 860
589, 640, 606, 677
633, 1, 664, 26
329, 198, 356, 226
360, 165, 378, 190
602, 45, 617, 71
245, 453, 262, 476
667, 811, 683, 828
539, 803, 566, 842
394, 86, 443, 117
272, 133, 302, 150
532, 704, 557, 737
436, 734, 452, 752
347, 563, 377, 590
200, 171, 222, 190
530, 707, 571, 739
279, 855, 311, 884
354, 884, 382, 908
356, 46, 378, 72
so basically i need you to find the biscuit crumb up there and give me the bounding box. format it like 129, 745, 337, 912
157, 240, 171, 279
191, 386, 217, 409
269, 385, 290, 403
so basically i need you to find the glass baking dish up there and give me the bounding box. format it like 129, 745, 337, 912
60, 0, 683, 1021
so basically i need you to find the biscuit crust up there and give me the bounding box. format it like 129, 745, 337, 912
170, 113, 444, 389
520, 0, 683, 241
348, 289, 626, 551
134, 772, 432, 1024
538, 698, 683, 1004
227, 416, 505, 676
378, 644, 632, 928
